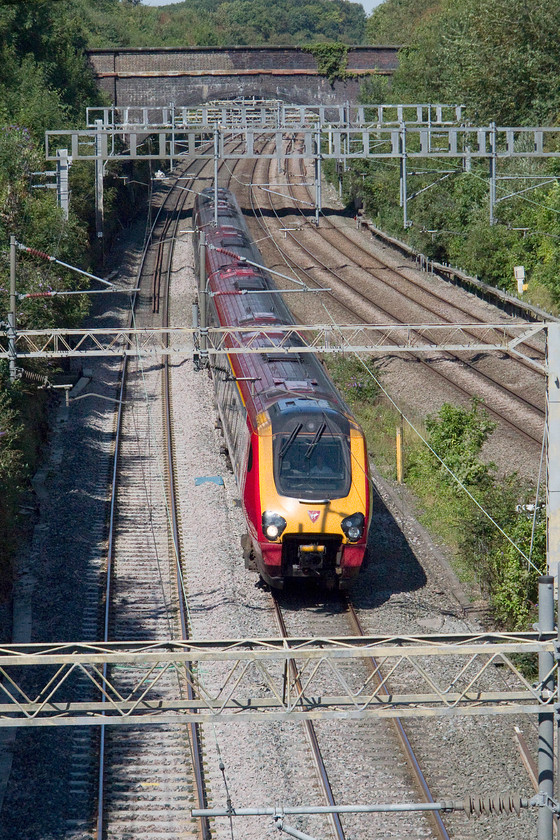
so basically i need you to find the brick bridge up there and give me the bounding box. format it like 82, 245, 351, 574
87, 46, 400, 108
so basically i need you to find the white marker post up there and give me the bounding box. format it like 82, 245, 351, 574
514, 265, 526, 295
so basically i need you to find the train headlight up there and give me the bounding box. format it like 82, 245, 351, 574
262, 511, 287, 541
341, 512, 365, 542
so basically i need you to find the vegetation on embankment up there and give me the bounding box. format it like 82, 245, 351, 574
327, 356, 546, 630
337, 0, 560, 313
0, 0, 151, 600
303, 43, 352, 84
0, 0, 553, 627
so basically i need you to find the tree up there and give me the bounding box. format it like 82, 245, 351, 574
366, 0, 441, 46
390, 0, 560, 125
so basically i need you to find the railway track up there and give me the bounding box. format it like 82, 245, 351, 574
265, 223, 544, 444
271, 591, 449, 840
93, 168, 210, 840
213, 140, 538, 840
288, 149, 547, 370
284, 146, 547, 361
61, 142, 245, 839
77, 136, 541, 840
237, 139, 545, 449
270, 581, 538, 840
192, 146, 450, 840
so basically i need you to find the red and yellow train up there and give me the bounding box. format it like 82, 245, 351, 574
193, 187, 372, 590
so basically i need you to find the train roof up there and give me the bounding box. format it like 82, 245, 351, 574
195, 188, 354, 427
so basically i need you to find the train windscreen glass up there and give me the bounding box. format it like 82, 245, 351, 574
275, 436, 351, 500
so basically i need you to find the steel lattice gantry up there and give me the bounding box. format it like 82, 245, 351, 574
84, 102, 466, 130
0, 322, 547, 360
0, 632, 555, 727
44, 117, 560, 228
45, 122, 560, 165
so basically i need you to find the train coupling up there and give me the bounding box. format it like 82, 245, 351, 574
298, 543, 326, 571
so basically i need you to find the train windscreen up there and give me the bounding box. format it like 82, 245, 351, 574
275, 435, 351, 500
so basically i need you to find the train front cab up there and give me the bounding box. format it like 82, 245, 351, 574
248, 399, 371, 590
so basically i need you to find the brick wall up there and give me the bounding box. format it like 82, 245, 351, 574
87, 46, 399, 107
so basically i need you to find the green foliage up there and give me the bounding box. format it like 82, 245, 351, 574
77, 0, 366, 48
331, 147, 560, 306
358, 74, 391, 104
460, 476, 546, 629
527, 183, 560, 304
1, 54, 71, 138
0, 126, 90, 329
0, 379, 27, 595
0, 0, 100, 136
304, 43, 350, 84
0, 371, 53, 598
421, 399, 496, 489
385, 0, 560, 125
327, 371, 547, 631
0, 385, 25, 516
355, 0, 560, 305
0, 126, 40, 228
446, 217, 524, 291
488, 510, 546, 628
366, 0, 440, 46
403, 400, 546, 629
0, 1, 158, 599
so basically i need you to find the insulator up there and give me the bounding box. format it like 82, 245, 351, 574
24, 246, 52, 261
463, 795, 527, 817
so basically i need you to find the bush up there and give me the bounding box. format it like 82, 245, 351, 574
422, 398, 496, 489
460, 476, 546, 628
406, 400, 546, 628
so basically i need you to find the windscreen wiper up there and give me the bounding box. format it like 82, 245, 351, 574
304, 421, 326, 460
279, 422, 302, 459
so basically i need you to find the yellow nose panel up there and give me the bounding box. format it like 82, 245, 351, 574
258, 427, 368, 539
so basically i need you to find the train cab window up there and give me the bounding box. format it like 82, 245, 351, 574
274, 435, 351, 500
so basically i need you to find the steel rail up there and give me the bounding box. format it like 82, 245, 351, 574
152, 225, 165, 312
95, 162, 209, 840
95, 176, 173, 839
289, 186, 547, 406
160, 174, 211, 840
220, 142, 349, 840
272, 597, 347, 840
292, 152, 548, 420
145, 141, 246, 837
346, 602, 452, 840
94, 180, 162, 840
217, 143, 529, 840
286, 151, 546, 426
245, 145, 471, 840
321, 220, 546, 367
249, 143, 543, 446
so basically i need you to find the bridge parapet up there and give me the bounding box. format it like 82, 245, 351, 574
86, 45, 401, 107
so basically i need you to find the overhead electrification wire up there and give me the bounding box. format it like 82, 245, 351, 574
355, 350, 543, 573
